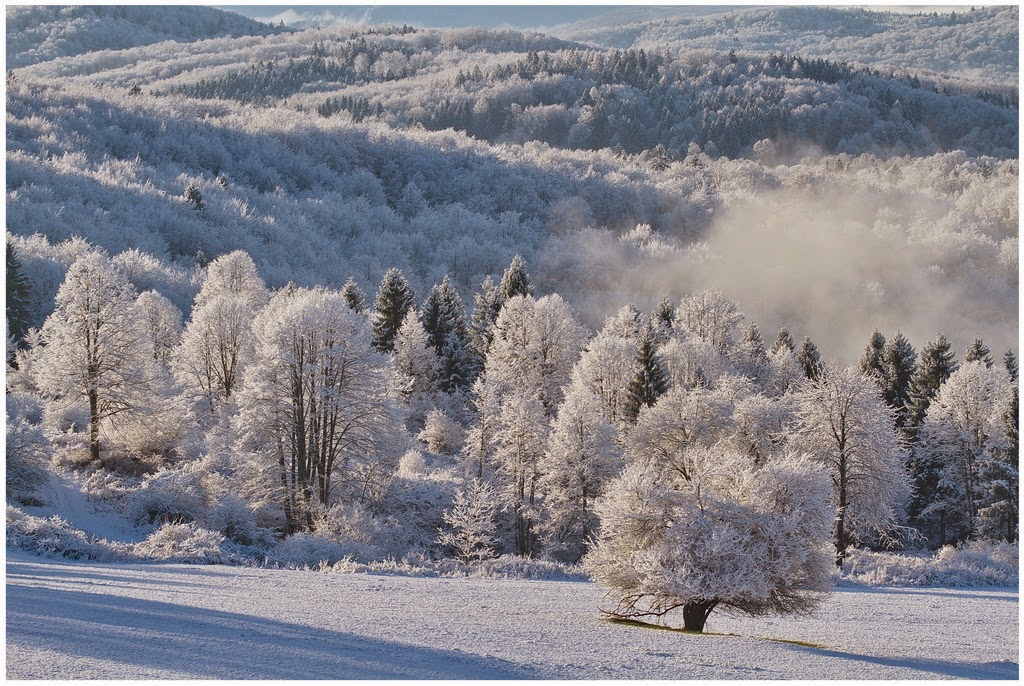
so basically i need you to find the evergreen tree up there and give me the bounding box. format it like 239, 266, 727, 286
976, 384, 1018, 542
422, 276, 473, 391
468, 275, 503, 367
796, 336, 823, 380
1003, 350, 1018, 383
881, 332, 917, 431
499, 254, 532, 300
738, 323, 768, 364
623, 322, 669, 424
859, 330, 886, 381
904, 334, 959, 536
772, 326, 796, 355
652, 296, 675, 342
340, 277, 366, 313
6, 241, 32, 358
371, 268, 416, 353
964, 338, 994, 367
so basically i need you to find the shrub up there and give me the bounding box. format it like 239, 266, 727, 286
6, 505, 127, 561
127, 466, 206, 525
134, 522, 225, 564
6, 417, 51, 503
843, 541, 1019, 587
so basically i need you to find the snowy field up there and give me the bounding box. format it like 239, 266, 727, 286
6, 550, 1018, 680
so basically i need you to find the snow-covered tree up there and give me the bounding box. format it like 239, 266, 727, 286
964, 338, 994, 367
6, 240, 32, 356
880, 332, 917, 430
676, 288, 743, 354
371, 267, 416, 353
539, 388, 621, 561
418, 408, 464, 456
237, 287, 401, 532
176, 251, 268, 410
788, 364, 910, 566
492, 391, 547, 556
34, 253, 151, 463
570, 332, 637, 427
468, 274, 503, 367
392, 309, 440, 403
916, 361, 1015, 544
499, 253, 532, 300
135, 290, 183, 367
437, 478, 499, 562
623, 321, 669, 424
859, 330, 886, 381
340, 277, 367, 313
796, 336, 824, 380
585, 447, 833, 632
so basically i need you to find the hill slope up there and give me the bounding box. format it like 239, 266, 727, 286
6, 5, 284, 68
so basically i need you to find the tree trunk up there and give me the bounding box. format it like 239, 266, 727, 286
681, 600, 718, 632
88, 388, 100, 463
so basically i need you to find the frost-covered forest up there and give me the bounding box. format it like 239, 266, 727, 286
5, 3, 1020, 649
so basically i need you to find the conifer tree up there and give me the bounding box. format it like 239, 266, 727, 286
623, 322, 669, 424
964, 338, 994, 367
796, 336, 823, 380
371, 268, 416, 353
881, 332, 917, 430
422, 276, 473, 391
6, 240, 32, 358
904, 334, 959, 536
499, 254, 532, 300
1003, 350, 1018, 383
772, 326, 796, 355
468, 275, 503, 367
340, 277, 366, 313
859, 330, 886, 381
652, 296, 675, 339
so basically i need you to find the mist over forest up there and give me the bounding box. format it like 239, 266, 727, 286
5, 6, 1020, 663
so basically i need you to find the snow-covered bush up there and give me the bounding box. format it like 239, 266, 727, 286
82, 470, 139, 508
843, 541, 1019, 587
263, 532, 353, 568
417, 409, 464, 455
397, 450, 427, 478
6, 505, 128, 560
128, 466, 207, 525
134, 522, 226, 564
205, 493, 261, 546
6, 417, 51, 504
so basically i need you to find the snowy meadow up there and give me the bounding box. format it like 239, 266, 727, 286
5, 4, 1020, 680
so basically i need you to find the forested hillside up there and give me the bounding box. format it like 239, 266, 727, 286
5, 6, 1019, 598
557, 5, 1019, 90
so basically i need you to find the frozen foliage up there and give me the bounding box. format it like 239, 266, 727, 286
133, 522, 227, 564
842, 541, 1018, 588
6, 506, 129, 561
6, 5, 282, 68
437, 478, 499, 562
586, 449, 834, 632
6, 415, 52, 504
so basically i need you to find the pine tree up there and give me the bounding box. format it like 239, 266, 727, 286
964, 338, 994, 367
796, 336, 823, 381
468, 275, 503, 368
976, 384, 1018, 542
1003, 350, 1018, 383
437, 478, 499, 562
6, 241, 32, 358
371, 268, 416, 353
652, 296, 675, 342
881, 332, 917, 431
340, 277, 366, 313
772, 326, 795, 355
499, 254, 532, 300
623, 322, 669, 424
859, 330, 886, 381
904, 334, 959, 537
422, 276, 473, 391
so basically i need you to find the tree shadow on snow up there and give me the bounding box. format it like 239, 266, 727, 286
782, 643, 1018, 680
6, 583, 541, 679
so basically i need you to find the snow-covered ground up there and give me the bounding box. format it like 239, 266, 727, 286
6, 550, 1018, 680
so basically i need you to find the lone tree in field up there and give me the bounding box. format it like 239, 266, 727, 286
585, 446, 833, 632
